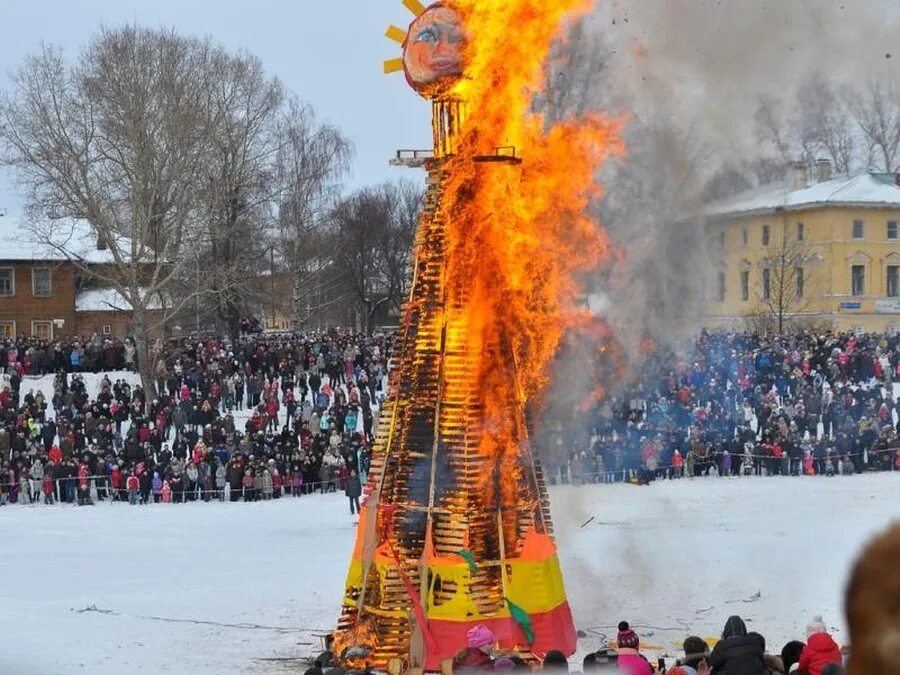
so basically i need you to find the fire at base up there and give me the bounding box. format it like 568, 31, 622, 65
334, 1, 624, 670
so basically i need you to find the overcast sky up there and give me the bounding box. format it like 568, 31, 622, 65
0, 0, 432, 214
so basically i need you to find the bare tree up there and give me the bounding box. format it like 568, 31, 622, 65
753, 78, 860, 179
793, 75, 858, 174
0, 28, 223, 401
330, 188, 392, 334
754, 96, 793, 167
195, 50, 283, 340
377, 180, 422, 317
850, 77, 900, 172
328, 182, 419, 333
750, 216, 822, 334
273, 99, 353, 330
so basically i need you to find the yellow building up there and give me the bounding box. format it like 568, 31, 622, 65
704, 163, 900, 334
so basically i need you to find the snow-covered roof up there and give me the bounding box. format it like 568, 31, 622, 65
706, 172, 900, 219
75, 288, 163, 313
0, 215, 132, 263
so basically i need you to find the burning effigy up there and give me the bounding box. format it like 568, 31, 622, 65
332, 0, 623, 670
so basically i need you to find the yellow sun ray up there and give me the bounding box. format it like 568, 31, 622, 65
386, 25, 408, 44
383, 58, 405, 74
402, 0, 427, 17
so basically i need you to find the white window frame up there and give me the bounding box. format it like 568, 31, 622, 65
888, 220, 898, 240
102, 324, 112, 335
31, 320, 53, 340
0, 321, 16, 338
0, 267, 14, 297
852, 219, 864, 240
31, 267, 52, 297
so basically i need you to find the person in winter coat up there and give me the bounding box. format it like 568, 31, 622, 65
672, 449, 684, 478
616, 622, 653, 675
42, 471, 55, 504
185, 462, 199, 501
151, 472, 163, 503
29, 460, 44, 503
798, 616, 841, 675
161, 479, 172, 503
345, 469, 362, 515
682, 635, 710, 672
215, 461, 226, 500
126, 474, 140, 505
262, 469, 273, 500
77, 462, 91, 505
453, 624, 495, 672
241, 468, 254, 501
271, 468, 282, 498
709, 616, 768, 675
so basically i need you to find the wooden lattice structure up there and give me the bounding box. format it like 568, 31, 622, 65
332, 88, 576, 670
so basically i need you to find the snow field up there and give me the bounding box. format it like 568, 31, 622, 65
2, 473, 898, 675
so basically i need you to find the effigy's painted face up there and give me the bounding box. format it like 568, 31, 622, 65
403, 5, 464, 93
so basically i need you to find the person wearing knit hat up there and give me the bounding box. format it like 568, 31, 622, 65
806, 615, 827, 637
798, 615, 841, 675
617, 621, 640, 650
467, 624, 495, 651
616, 622, 652, 675
453, 624, 496, 672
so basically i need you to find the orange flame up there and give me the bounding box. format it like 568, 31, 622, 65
438, 0, 623, 504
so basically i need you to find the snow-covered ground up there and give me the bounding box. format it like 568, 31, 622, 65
2, 474, 897, 675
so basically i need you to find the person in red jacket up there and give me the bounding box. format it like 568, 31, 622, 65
77, 462, 91, 505
110, 466, 122, 500
42, 472, 55, 504
798, 615, 841, 675
126, 474, 140, 505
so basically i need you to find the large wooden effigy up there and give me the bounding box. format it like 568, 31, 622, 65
333, 3, 577, 671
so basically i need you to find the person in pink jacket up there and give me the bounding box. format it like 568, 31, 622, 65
616, 622, 653, 675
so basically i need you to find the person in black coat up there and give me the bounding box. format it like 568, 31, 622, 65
709, 616, 768, 675
345, 469, 362, 515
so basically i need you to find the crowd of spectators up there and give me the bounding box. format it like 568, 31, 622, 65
2, 329, 900, 506
379, 524, 899, 675
439, 615, 849, 675
0, 330, 391, 508
549, 331, 900, 484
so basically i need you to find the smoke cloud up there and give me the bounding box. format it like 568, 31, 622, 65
596, 0, 900, 159
569, 0, 900, 351
533, 0, 900, 463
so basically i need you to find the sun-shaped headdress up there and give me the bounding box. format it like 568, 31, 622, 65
384, 0, 464, 98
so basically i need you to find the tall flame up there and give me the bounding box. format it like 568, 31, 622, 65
442, 0, 624, 501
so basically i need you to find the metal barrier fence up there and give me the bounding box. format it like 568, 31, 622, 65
0, 474, 361, 505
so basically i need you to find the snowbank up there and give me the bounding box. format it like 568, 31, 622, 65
2, 474, 898, 675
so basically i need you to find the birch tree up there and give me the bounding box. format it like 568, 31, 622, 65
273, 99, 353, 330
